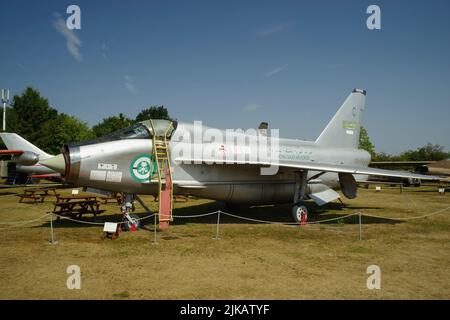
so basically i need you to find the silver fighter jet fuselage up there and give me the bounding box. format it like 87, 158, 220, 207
41, 89, 443, 217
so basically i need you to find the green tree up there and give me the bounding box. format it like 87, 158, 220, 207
399, 143, 449, 161
38, 114, 95, 154
135, 105, 172, 122
358, 126, 376, 158
92, 113, 133, 137
10, 87, 58, 145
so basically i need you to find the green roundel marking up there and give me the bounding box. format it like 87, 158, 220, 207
130, 154, 157, 183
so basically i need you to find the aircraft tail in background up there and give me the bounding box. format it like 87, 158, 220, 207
0, 133, 53, 160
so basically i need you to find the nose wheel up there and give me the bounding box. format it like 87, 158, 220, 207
121, 194, 140, 232
122, 214, 141, 231
292, 204, 308, 224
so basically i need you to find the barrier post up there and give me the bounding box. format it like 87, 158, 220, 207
359, 212, 362, 241
152, 213, 158, 245
49, 213, 58, 245
214, 210, 221, 240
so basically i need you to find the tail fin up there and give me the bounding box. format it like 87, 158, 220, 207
0, 133, 53, 160
315, 89, 366, 149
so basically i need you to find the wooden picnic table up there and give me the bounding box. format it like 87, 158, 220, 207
53, 195, 102, 219
98, 192, 123, 205
18, 187, 60, 203
57, 195, 97, 202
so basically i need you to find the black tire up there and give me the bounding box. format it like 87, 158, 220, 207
122, 214, 141, 231
291, 204, 308, 223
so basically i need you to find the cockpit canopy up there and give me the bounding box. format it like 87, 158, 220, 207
140, 119, 177, 138
68, 119, 177, 147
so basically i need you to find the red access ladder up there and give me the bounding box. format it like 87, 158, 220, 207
150, 120, 173, 229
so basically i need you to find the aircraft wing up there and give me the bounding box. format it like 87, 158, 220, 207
174, 157, 445, 181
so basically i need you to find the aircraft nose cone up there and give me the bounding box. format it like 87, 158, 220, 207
41, 154, 66, 174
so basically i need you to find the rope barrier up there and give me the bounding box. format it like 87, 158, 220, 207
219, 210, 360, 225
49, 212, 157, 226
0, 202, 448, 229
171, 211, 218, 218
0, 213, 50, 229
360, 205, 450, 221
0, 213, 51, 225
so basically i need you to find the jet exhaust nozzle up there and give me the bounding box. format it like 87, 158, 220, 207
40, 154, 66, 174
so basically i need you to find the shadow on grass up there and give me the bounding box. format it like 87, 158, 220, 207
171, 201, 401, 226
34, 199, 401, 229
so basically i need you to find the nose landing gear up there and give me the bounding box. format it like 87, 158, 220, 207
122, 213, 141, 231
121, 194, 140, 232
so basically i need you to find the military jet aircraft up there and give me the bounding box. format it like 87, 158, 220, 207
0, 133, 60, 182
40, 89, 443, 229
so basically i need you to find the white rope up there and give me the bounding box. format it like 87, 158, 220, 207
0, 203, 448, 229
0, 213, 50, 229
171, 211, 218, 218
50, 212, 157, 226
219, 210, 359, 225
0, 213, 51, 225
306, 213, 360, 225
360, 205, 450, 221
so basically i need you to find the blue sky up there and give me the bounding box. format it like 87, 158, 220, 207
1, 0, 449, 154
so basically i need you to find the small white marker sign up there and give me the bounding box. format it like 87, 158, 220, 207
103, 222, 118, 233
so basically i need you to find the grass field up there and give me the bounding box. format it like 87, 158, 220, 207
0, 184, 449, 299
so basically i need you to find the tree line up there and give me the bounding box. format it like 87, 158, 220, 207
359, 127, 449, 162
0, 86, 448, 161
0, 87, 172, 154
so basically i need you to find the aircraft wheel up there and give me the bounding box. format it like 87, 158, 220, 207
292, 204, 308, 224
122, 214, 141, 231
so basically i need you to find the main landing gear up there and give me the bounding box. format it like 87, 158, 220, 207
292, 170, 309, 224
291, 204, 308, 224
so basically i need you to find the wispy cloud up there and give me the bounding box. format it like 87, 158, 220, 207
16, 62, 26, 70
265, 64, 288, 77
53, 14, 82, 62
242, 103, 263, 112
257, 22, 296, 37
124, 75, 138, 94
101, 43, 109, 59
